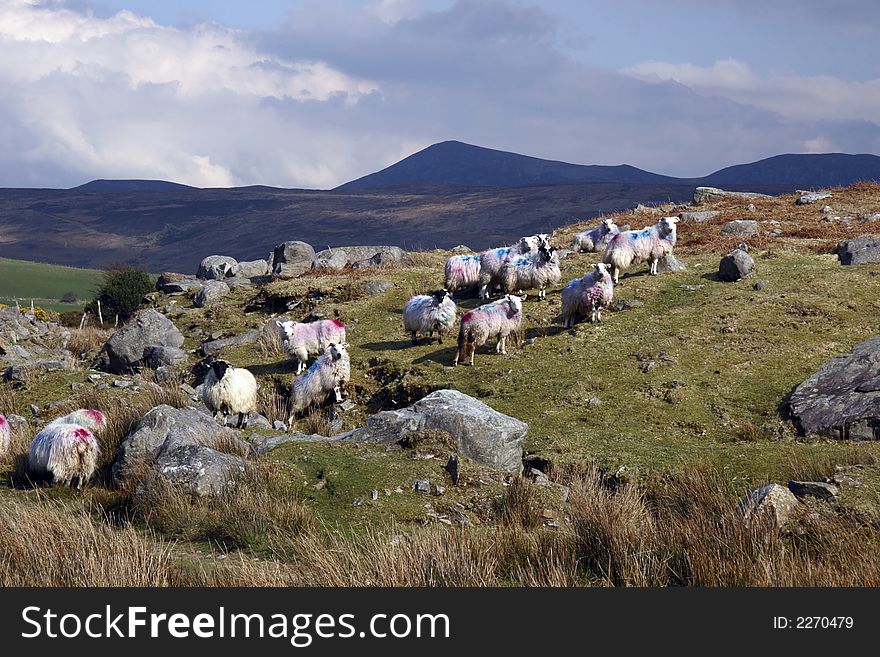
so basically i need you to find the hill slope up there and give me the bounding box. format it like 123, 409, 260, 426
72, 179, 198, 193
701, 153, 880, 188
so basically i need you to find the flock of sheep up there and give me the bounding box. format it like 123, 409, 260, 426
0, 214, 681, 489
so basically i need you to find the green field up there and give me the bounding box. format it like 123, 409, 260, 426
0, 257, 103, 312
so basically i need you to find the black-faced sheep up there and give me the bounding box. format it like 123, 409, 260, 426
288, 343, 350, 423
202, 357, 259, 428
403, 289, 457, 345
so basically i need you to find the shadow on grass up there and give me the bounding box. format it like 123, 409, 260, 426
360, 340, 413, 352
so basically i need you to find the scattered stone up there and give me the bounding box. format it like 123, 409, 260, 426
88, 373, 102, 382
448, 506, 471, 526
752, 279, 769, 291
587, 397, 602, 408
720, 220, 759, 238
339, 399, 356, 412
361, 279, 393, 297
796, 192, 832, 205
272, 420, 288, 432
640, 361, 656, 373
352, 497, 363, 507
678, 210, 719, 223
521, 337, 538, 348
233, 259, 269, 278
29, 404, 39, 415
244, 412, 272, 430
197, 255, 237, 280
788, 480, 839, 502
432, 484, 445, 496
194, 280, 230, 308
861, 213, 880, 223
112, 379, 133, 388
694, 187, 770, 204
821, 205, 833, 213
370, 489, 379, 501
198, 329, 261, 357
614, 299, 644, 312
787, 336, 880, 440
739, 483, 800, 528
837, 235, 880, 265
97, 309, 185, 373
719, 248, 754, 282
656, 254, 686, 273
413, 479, 431, 494
678, 284, 704, 291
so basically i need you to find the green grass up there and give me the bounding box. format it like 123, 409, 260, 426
0, 257, 103, 309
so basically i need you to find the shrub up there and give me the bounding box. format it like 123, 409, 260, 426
59, 291, 78, 303
89, 266, 153, 324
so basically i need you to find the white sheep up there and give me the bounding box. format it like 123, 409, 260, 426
453, 294, 524, 366
561, 262, 615, 327
403, 289, 457, 345
572, 218, 619, 252
288, 343, 351, 422
603, 216, 679, 284
0, 414, 10, 456
28, 423, 100, 489
444, 254, 482, 293
48, 408, 107, 432
202, 357, 259, 428
276, 318, 347, 374
499, 244, 561, 300
477, 234, 548, 299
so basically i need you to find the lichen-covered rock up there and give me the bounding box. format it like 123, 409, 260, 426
272, 241, 316, 278
233, 259, 270, 278
838, 235, 880, 265
718, 248, 754, 282
142, 345, 188, 369
194, 280, 230, 308
655, 254, 686, 273
738, 483, 800, 528
156, 443, 248, 497
197, 255, 237, 280
97, 310, 184, 373
720, 220, 759, 237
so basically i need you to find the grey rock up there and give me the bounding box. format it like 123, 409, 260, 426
244, 412, 272, 430
450, 245, 473, 253
614, 299, 644, 312
752, 279, 769, 291
413, 479, 431, 494
370, 489, 379, 501
587, 397, 602, 408
655, 254, 686, 273
693, 187, 770, 204
233, 259, 269, 278
719, 249, 754, 282
796, 192, 832, 205
820, 205, 833, 213
251, 432, 333, 456
194, 280, 230, 308
861, 213, 880, 223
319, 246, 407, 266
198, 329, 261, 357
739, 483, 800, 528
113, 379, 133, 388
6, 414, 27, 430
341, 389, 527, 474
787, 337, 880, 440
4, 359, 68, 383
156, 444, 248, 497
339, 399, 356, 412
224, 277, 253, 291
197, 255, 238, 280
788, 480, 839, 502
679, 284, 704, 291
352, 250, 402, 269
272, 420, 288, 432
311, 250, 348, 270
272, 241, 316, 279
97, 310, 185, 373
720, 220, 759, 238
361, 279, 393, 297
838, 235, 880, 265
161, 279, 203, 295
143, 345, 188, 369
678, 210, 719, 223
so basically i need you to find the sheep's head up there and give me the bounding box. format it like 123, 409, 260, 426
276, 319, 296, 342
431, 288, 451, 304
518, 235, 541, 253
79, 409, 106, 431
593, 262, 609, 277
210, 359, 231, 380
0, 415, 9, 438
603, 218, 618, 232
660, 216, 679, 236
327, 343, 348, 362
539, 243, 557, 263
504, 294, 524, 314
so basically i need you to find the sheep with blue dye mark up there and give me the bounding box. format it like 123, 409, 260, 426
28, 418, 101, 489
0, 414, 10, 456
288, 343, 350, 422
561, 262, 615, 327
603, 216, 679, 284
444, 254, 481, 293
453, 294, 524, 366
478, 234, 549, 299
499, 244, 561, 300
202, 357, 259, 428
276, 318, 346, 374
572, 218, 619, 253
403, 289, 457, 345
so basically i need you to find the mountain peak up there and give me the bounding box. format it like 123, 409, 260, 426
72, 179, 198, 193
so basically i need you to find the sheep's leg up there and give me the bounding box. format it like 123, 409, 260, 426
453, 349, 460, 367
469, 344, 475, 366
410, 331, 418, 345
649, 258, 657, 275
333, 386, 344, 403
613, 266, 619, 285
76, 475, 83, 490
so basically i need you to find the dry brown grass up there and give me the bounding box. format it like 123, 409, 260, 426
65, 326, 111, 364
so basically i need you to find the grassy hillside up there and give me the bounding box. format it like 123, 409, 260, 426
2, 183, 880, 586
0, 257, 102, 311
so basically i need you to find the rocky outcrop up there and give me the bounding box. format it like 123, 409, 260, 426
197, 255, 237, 280
198, 328, 262, 357
340, 389, 527, 473
838, 235, 880, 265
693, 187, 770, 204
720, 220, 759, 238
312, 250, 348, 270
233, 259, 269, 278
678, 210, 719, 223
786, 337, 880, 440
156, 444, 248, 497
656, 254, 686, 273
194, 280, 230, 308
272, 241, 316, 278
796, 192, 832, 205
97, 310, 184, 373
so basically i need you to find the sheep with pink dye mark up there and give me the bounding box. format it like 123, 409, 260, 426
478, 234, 549, 299
453, 294, 524, 366
572, 218, 619, 253
276, 318, 346, 374
444, 254, 481, 293
48, 408, 106, 432
603, 216, 679, 284
561, 262, 614, 327
499, 243, 561, 300
288, 343, 350, 422
28, 422, 100, 489
0, 414, 10, 456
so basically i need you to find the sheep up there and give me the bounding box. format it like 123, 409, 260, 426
276, 318, 347, 374
288, 343, 350, 422
444, 254, 482, 293
28, 423, 100, 489
453, 294, 524, 367
202, 357, 259, 429
499, 244, 561, 300
48, 408, 106, 432
572, 218, 619, 253
561, 262, 615, 327
403, 289, 457, 345
477, 234, 548, 299
0, 414, 10, 456
603, 216, 679, 284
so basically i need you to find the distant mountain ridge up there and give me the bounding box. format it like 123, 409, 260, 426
336, 141, 880, 191
73, 179, 197, 193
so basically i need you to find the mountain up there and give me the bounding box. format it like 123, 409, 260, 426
73, 179, 198, 193
336, 141, 880, 191
700, 153, 880, 188
336, 141, 684, 190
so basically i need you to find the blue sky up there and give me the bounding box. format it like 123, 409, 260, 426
1, 0, 878, 188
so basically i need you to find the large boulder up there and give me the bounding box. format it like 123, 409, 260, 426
315, 245, 407, 265
158, 279, 203, 295
693, 187, 770, 204
234, 259, 270, 278
718, 248, 754, 282
194, 280, 230, 308
197, 255, 237, 280
143, 345, 187, 369
341, 389, 527, 473
838, 235, 880, 265
738, 483, 800, 528
156, 444, 248, 497
786, 337, 880, 440
312, 250, 348, 270
656, 254, 686, 273
678, 210, 719, 223
796, 192, 832, 205
97, 310, 184, 373
198, 328, 262, 357
720, 220, 759, 238
272, 241, 316, 278
112, 404, 246, 481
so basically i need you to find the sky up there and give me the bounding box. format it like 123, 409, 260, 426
1, 0, 878, 189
